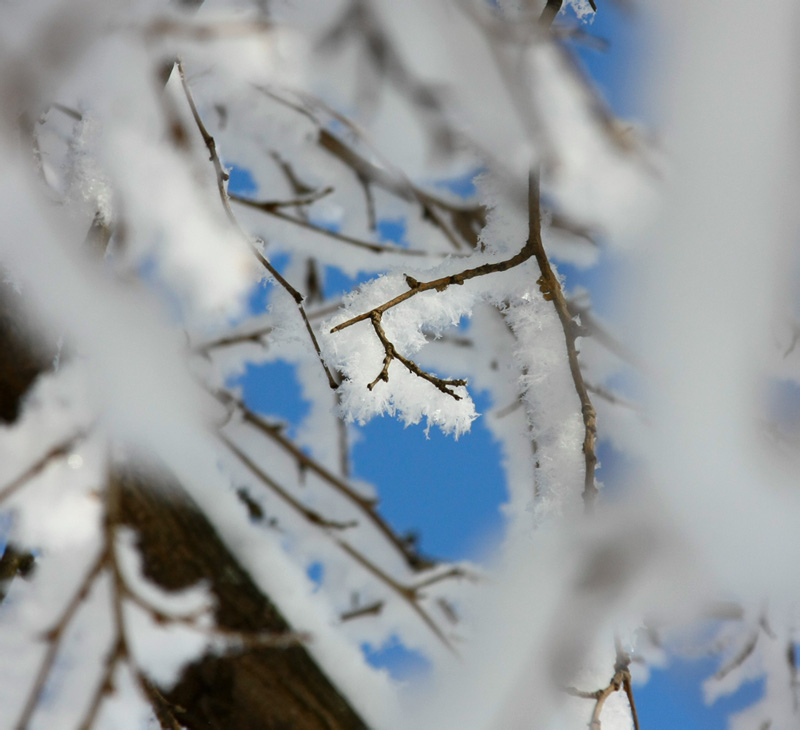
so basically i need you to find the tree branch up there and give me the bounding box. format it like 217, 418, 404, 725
218, 393, 437, 570
366, 311, 468, 400
230, 192, 434, 256
0, 431, 86, 505
527, 171, 598, 508
13, 549, 107, 730
176, 60, 339, 390
566, 648, 640, 730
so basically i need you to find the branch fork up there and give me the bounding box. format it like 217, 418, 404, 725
366, 311, 467, 400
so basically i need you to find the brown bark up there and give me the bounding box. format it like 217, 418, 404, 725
118, 472, 368, 730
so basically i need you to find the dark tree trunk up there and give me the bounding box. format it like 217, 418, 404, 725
118, 472, 368, 730
0, 289, 368, 730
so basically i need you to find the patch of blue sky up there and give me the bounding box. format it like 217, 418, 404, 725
594, 439, 637, 498
229, 359, 310, 438
561, 3, 650, 123
636, 655, 764, 730
246, 251, 290, 314
324, 218, 408, 298
226, 164, 257, 196
306, 561, 324, 590
361, 637, 432, 683
433, 168, 481, 199
352, 390, 506, 562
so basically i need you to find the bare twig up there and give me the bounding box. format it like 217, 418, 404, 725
220, 432, 452, 651
410, 566, 477, 592
220, 392, 436, 571
340, 600, 384, 622
136, 675, 183, 730
570, 304, 645, 370
783, 322, 800, 358
550, 212, 597, 246
195, 325, 274, 353
74, 461, 131, 730
789, 642, 799, 711
13, 549, 107, 730
566, 648, 640, 730
527, 172, 597, 508
230, 192, 431, 256
176, 60, 338, 390
713, 631, 759, 681
259, 85, 485, 250
539, 0, 564, 28
493, 398, 523, 419
357, 173, 377, 230
366, 311, 468, 400
49, 102, 83, 121
225, 394, 375, 508
0, 432, 85, 505
237, 187, 335, 210
143, 17, 271, 41
76, 629, 125, 730
221, 435, 358, 530
329, 249, 536, 335
335, 539, 455, 653
585, 382, 638, 411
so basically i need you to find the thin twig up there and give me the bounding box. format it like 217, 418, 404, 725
237, 187, 335, 210
713, 631, 759, 681
357, 173, 377, 231
75, 461, 131, 730
335, 539, 455, 653
230, 193, 431, 256
259, 86, 485, 250
195, 326, 273, 354
143, 17, 271, 41
410, 566, 477, 592
783, 322, 800, 358
220, 434, 451, 651
76, 630, 125, 730
136, 674, 183, 730
329, 250, 536, 335
788, 642, 799, 712
366, 311, 468, 400
335, 390, 351, 478
13, 549, 108, 730
176, 60, 338, 390
584, 382, 638, 411
0, 432, 85, 505
493, 398, 523, 419
527, 171, 598, 508
570, 304, 645, 371
566, 648, 640, 730
539, 0, 564, 28
340, 601, 384, 622
221, 434, 358, 530
220, 392, 436, 571
48, 102, 83, 121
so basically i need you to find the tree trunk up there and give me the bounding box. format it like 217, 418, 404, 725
0, 291, 368, 730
